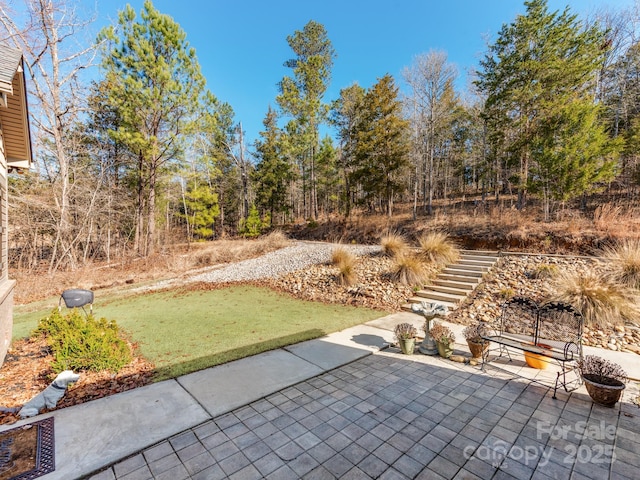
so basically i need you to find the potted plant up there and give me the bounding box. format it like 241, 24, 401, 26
578, 355, 627, 407
429, 322, 455, 359
394, 322, 418, 355
462, 323, 489, 359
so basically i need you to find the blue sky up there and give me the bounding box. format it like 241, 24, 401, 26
97, 0, 633, 148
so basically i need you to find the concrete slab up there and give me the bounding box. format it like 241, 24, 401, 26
284, 324, 393, 370
10, 380, 211, 480
366, 311, 469, 348
366, 311, 425, 332
177, 349, 323, 417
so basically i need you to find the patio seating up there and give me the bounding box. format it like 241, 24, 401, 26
480, 296, 584, 398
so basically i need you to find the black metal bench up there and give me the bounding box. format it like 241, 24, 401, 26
480, 296, 584, 398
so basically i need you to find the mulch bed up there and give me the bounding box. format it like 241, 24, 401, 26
0, 338, 154, 426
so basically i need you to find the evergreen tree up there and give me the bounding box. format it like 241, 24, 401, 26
352, 74, 410, 216
476, 0, 614, 215
254, 107, 291, 225
331, 83, 366, 217
98, 0, 205, 254
276, 20, 335, 220
182, 182, 220, 240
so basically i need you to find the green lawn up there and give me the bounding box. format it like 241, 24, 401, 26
13, 285, 386, 380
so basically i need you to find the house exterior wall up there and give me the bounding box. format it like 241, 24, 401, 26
0, 125, 15, 367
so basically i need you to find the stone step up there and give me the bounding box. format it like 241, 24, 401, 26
446, 263, 489, 273
460, 253, 500, 263
414, 290, 466, 304
437, 274, 481, 284
460, 249, 500, 257
428, 284, 472, 296
403, 249, 500, 314
441, 267, 484, 278
433, 279, 478, 290
457, 259, 496, 268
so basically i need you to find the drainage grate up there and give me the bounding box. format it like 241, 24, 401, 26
1, 416, 55, 480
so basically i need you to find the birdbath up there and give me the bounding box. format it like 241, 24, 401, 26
411, 301, 447, 355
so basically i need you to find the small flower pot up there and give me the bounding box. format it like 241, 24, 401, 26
399, 338, 416, 355
437, 341, 454, 359
467, 340, 488, 359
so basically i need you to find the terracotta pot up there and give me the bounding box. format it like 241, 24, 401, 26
467, 340, 488, 359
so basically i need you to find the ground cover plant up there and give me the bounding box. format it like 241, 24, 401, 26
12, 284, 385, 381
34, 309, 131, 373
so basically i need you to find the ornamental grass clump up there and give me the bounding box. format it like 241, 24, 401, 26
380, 232, 409, 258
417, 232, 459, 265
331, 247, 357, 286
547, 270, 640, 329
34, 309, 132, 373
603, 239, 640, 290
391, 254, 428, 286
530, 263, 559, 280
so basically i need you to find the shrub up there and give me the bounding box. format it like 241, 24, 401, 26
391, 254, 428, 286
380, 232, 409, 258
238, 205, 263, 238
547, 271, 640, 328
603, 239, 640, 290
417, 232, 459, 265
498, 288, 516, 300
34, 309, 132, 373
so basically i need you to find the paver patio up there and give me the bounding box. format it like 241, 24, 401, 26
91, 349, 640, 480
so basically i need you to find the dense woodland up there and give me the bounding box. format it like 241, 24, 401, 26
1, 0, 640, 272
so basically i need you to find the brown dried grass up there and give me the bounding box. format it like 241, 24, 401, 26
331, 247, 357, 286
13, 233, 292, 304
594, 203, 623, 232
380, 232, 409, 258
603, 239, 640, 290
547, 270, 640, 328
391, 254, 428, 286
417, 232, 459, 265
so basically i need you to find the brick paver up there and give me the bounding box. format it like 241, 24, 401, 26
91, 351, 640, 479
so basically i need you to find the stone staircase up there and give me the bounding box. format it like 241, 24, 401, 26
402, 250, 500, 312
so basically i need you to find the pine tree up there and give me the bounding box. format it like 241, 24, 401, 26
98, 0, 205, 254
276, 20, 335, 220
182, 183, 220, 240
254, 107, 291, 225
352, 74, 410, 216
476, 0, 616, 216
330, 83, 366, 217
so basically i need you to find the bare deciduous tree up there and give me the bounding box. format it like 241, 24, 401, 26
0, 0, 98, 271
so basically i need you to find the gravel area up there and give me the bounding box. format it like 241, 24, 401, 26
189, 241, 381, 283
